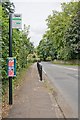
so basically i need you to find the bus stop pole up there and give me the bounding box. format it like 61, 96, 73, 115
9, 13, 12, 105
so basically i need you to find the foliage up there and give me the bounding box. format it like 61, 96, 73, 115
2, 1, 34, 94
63, 12, 80, 60
37, 1, 79, 61
0, 3, 2, 81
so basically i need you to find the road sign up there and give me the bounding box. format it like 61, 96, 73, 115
7, 57, 16, 77
12, 14, 22, 29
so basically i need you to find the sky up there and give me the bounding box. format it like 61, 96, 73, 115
11, 0, 73, 47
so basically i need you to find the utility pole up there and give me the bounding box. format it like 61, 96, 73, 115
9, 13, 12, 105
8, 13, 22, 105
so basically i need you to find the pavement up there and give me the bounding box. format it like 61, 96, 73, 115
5, 63, 61, 118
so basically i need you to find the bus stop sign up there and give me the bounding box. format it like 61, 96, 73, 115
12, 14, 22, 29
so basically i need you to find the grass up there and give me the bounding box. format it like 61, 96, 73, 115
43, 76, 55, 94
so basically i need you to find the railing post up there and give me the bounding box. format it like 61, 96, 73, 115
37, 62, 42, 81
39, 65, 42, 81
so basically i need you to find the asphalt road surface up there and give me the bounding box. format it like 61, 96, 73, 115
41, 62, 78, 117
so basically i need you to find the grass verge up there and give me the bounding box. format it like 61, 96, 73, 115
43, 73, 57, 96
52, 60, 80, 66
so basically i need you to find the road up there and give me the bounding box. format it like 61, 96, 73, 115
41, 62, 78, 117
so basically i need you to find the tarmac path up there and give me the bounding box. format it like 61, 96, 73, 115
6, 63, 57, 118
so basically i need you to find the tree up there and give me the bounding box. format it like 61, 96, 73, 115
2, 1, 15, 81
2, 1, 35, 91
63, 10, 80, 60
2, 1, 15, 14
37, 1, 79, 61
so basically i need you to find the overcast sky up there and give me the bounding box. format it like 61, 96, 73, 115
11, 0, 72, 47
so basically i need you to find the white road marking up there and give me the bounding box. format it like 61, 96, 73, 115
42, 68, 47, 74
64, 67, 78, 71
75, 74, 78, 77
52, 64, 78, 71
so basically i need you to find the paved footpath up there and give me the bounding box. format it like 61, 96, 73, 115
7, 63, 57, 118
